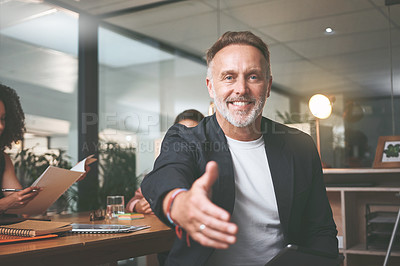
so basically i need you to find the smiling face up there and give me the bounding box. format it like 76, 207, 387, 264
206, 45, 271, 131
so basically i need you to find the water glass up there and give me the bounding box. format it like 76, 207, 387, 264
106, 195, 125, 219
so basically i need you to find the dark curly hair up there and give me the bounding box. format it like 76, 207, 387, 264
0, 84, 25, 150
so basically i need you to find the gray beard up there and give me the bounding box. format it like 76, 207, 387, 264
212, 88, 266, 128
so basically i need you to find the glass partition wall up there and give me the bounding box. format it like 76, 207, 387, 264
0, 2, 79, 160
103, 0, 399, 169
0, 0, 399, 212
98, 25, 209, 176
0, 1, 79, 212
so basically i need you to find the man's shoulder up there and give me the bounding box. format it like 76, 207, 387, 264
261, 117, 309, 136
165, 115, 219, 141
261, 117, 315, 148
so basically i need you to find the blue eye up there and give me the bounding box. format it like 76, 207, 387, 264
226, 76, 233, 80
250, 75, 257, 80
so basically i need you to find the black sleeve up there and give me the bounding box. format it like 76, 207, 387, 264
301, 137, 339, 255
141, 126, 198, 227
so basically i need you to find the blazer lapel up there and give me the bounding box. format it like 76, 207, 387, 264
262, 118, 294, 240
204, 115, 235, 214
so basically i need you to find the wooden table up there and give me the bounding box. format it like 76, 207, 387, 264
0, 212, 174, 266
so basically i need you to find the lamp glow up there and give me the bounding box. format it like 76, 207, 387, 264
309, 94, 332, 119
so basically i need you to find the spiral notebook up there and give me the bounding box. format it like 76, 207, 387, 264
0, 234, 58, 244
0, 220, 72, 237
71, 223, 149, 234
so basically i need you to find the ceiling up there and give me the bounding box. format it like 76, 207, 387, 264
1, 0, 399, 99
47, 0, 400, 98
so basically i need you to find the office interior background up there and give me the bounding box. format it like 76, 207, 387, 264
0, 0, 399, 209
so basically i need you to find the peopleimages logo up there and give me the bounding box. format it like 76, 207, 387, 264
81, 112, 161, 135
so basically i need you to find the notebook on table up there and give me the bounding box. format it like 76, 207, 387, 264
0, 220, 72, 237
116, 213, 145, 220
0, 234, 58, 244
70, 223, 150, 234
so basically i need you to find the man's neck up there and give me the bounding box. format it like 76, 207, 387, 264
215, 112, 262, 141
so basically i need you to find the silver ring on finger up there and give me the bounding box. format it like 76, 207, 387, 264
199, 224, 206, 231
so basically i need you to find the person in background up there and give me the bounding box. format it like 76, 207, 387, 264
125, 109, 205, 214
0, 84, 91, 216
0, 84, 40, 214
141, 31, 338, 266
173, 109, 205, 128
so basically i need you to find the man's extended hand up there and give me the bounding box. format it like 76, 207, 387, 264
164, 161, 238, 249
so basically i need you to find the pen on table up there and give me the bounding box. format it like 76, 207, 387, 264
1, 188, 38, 192
1, 188, 21, 192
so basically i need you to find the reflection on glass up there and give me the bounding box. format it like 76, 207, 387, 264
98, 26, 209, 179
0, 0, 398, 174
0, 2, 78, 161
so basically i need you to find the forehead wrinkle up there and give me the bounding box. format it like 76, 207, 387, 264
211, 45, 269, 80
219, 66, 264, 77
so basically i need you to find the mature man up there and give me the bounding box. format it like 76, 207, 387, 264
141, 31, 338, 266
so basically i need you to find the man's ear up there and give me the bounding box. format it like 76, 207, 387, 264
266, 77, 272, 98
206, 78, 214, 98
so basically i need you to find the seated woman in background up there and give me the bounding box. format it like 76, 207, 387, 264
0, 84, 40, 214
126, 109, 205, 214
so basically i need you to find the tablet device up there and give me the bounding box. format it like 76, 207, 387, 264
265, 244, 342, 266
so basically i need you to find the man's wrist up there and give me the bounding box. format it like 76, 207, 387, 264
162, 188, 191, 247
162, 189, 179, 215
166, 188, 187, 226
162, 188, 187, 225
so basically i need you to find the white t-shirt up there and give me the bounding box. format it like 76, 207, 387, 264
206, 136, 284, 266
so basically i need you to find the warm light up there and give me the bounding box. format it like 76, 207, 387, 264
309, 94, 332, 119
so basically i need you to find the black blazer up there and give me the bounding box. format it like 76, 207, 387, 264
142, 114, 338, 266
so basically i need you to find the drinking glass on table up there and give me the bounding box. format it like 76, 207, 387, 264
106, 196, 125, 219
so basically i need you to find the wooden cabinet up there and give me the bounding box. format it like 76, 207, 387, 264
365, 203, 400, 250
324, 168, 400, 266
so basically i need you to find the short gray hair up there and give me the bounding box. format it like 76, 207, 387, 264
206, 31, 271, 79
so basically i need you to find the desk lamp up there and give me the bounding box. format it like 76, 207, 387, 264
308, 94, 333, 156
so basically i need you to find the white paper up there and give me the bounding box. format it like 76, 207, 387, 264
7, 155, 96, 216
70, 154, 95, 172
